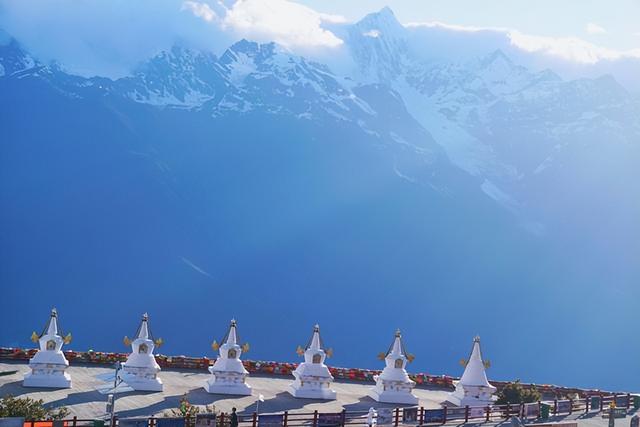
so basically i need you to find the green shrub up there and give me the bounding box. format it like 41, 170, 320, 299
496, 380, 542, 405
0, 395, 70, 420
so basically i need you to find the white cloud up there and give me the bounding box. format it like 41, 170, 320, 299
181, 1, 218, 23
586, 23, 606, 35
407, 21, 640, 64
194, 0, 344, 49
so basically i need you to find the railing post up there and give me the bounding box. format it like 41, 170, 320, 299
506, 403, 511, 419
600, 393, 604, 411
553, 400, 558, 416
464, 406, 469, 423
419, 407, 424, 426
485, 406, 490, 423
442, 406, 448, 425
220, 412, 225, 427
341, 409, 346, 427
538, 401, 542, 419
313, 410, 318, 427
283, 411, 288, 427
252, 412, 257, 427
586, 396, 590, 413
628, 393, 632, 409
394, 408, 400, 427
72, 416, 77, 427
520, 403, 524, 419
569, 398, 573, 415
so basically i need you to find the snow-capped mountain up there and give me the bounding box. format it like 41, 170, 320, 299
1, 7, 639, 392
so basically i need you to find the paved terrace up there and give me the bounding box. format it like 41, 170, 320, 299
0, 361, 450, 419
2, 362, 637, 427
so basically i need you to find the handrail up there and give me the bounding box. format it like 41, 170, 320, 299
16, 393, 638, 427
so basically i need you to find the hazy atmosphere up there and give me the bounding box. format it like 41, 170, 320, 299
1, 0, 638, 394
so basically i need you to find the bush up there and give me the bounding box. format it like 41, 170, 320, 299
0, 395, 70, 420
166, 394, 215, 418
496, 380, 542, 405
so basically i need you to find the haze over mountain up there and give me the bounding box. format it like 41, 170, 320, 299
1, 5, 638, 392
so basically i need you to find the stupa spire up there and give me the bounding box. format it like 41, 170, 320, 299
46, 308, 59, 336
389, 329, 403, 356
136, 313, 150, 340
308, 324, 322, 351
226, 319, 238, 345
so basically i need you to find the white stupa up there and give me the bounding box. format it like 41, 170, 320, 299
120, 313, 163, 391
288, 324, 336, 400
204, 319, 252, 395
23, 308, 72, 388
369, 329, 418, 404
448, 336, 497, 407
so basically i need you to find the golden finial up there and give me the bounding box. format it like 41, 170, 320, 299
459, 358, 468, 367
406, 353, 415, 363
124, 336, 131, 346
242, 343, 250, 353
154, 338, 164, 348
31, 331, 39, 343
326, 348, 334, 358
483, 359, 491, 369
63, 333, 72, 344
211, 340, 219, 351
296, 345, 304, 356
377, 352, 386, 360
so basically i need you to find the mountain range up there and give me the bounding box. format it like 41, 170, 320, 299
1, 8, 638, 391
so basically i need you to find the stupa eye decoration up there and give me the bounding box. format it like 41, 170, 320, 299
120, 313, 164, 391
23, 308, 72, 388
204, 319, 252, 395
369, 328, 418, 404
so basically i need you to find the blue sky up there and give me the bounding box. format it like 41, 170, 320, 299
298, 0, 640, 50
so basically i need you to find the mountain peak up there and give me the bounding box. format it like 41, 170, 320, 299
355, 6, 405, 36
479, 49, 512, 69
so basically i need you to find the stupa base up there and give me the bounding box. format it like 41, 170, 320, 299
23, 372, 72, 389
204, 380, 252, 395
446, 391, 496, 408
369, 388, 418, 405
288, 385, 336, 400
121, 373, 163, 392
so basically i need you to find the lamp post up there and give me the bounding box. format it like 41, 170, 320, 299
108, 362, 123, 427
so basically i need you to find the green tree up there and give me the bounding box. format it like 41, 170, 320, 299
0, 395, 70, 420
496, 380, 542, 405
167, 394, 215, 418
